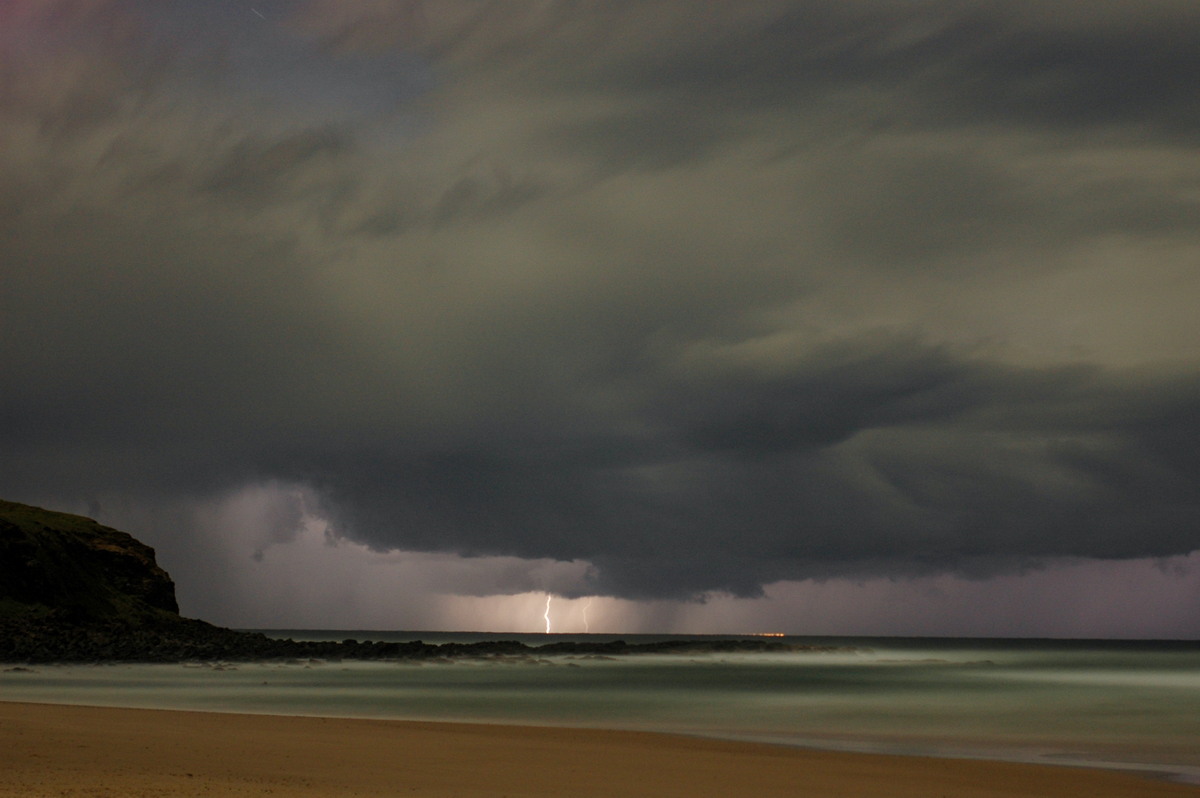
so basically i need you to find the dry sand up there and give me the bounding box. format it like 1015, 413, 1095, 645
2, 701, 1197, 797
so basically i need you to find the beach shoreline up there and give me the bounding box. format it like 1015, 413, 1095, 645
3, 701, 1198, 797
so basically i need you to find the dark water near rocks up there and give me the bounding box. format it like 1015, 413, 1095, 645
4, 633, 1198, 781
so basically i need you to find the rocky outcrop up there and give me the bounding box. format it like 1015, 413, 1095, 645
0, 498, 214, 662
1, 623, 826, 664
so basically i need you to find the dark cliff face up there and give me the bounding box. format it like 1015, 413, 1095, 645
0, 500, 179, 623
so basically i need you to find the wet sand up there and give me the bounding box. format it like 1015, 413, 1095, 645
2, 701, 1197, 797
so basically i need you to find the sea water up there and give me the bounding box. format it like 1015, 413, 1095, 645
3, 634, 1198, 782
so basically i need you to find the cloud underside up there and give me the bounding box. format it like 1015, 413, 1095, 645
2, 0, 1199, 601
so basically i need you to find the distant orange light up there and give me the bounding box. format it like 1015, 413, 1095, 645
755, 632, 786, 637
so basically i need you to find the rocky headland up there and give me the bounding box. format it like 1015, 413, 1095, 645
1, 499, 823, 663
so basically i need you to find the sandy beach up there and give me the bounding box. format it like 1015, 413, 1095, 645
1, 702, 1197, 797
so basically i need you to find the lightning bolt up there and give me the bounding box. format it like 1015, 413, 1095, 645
543, 594, 553, 634
582, 598, 592, 633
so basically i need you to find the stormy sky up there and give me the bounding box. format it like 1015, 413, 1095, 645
2, 0, 1199, 636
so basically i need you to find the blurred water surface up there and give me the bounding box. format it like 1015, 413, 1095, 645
3, 634, 1197, 780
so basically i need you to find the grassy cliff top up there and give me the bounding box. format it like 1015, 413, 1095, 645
0, 499, 179, 624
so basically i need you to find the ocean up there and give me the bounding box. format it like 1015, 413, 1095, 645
3, 633, 1198, 783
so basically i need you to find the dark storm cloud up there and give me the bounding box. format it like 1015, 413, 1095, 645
305, 336, 1200, 598
2, 0, 1199, 604
513, 0, 1200, 174
656, 3, 1199, 128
